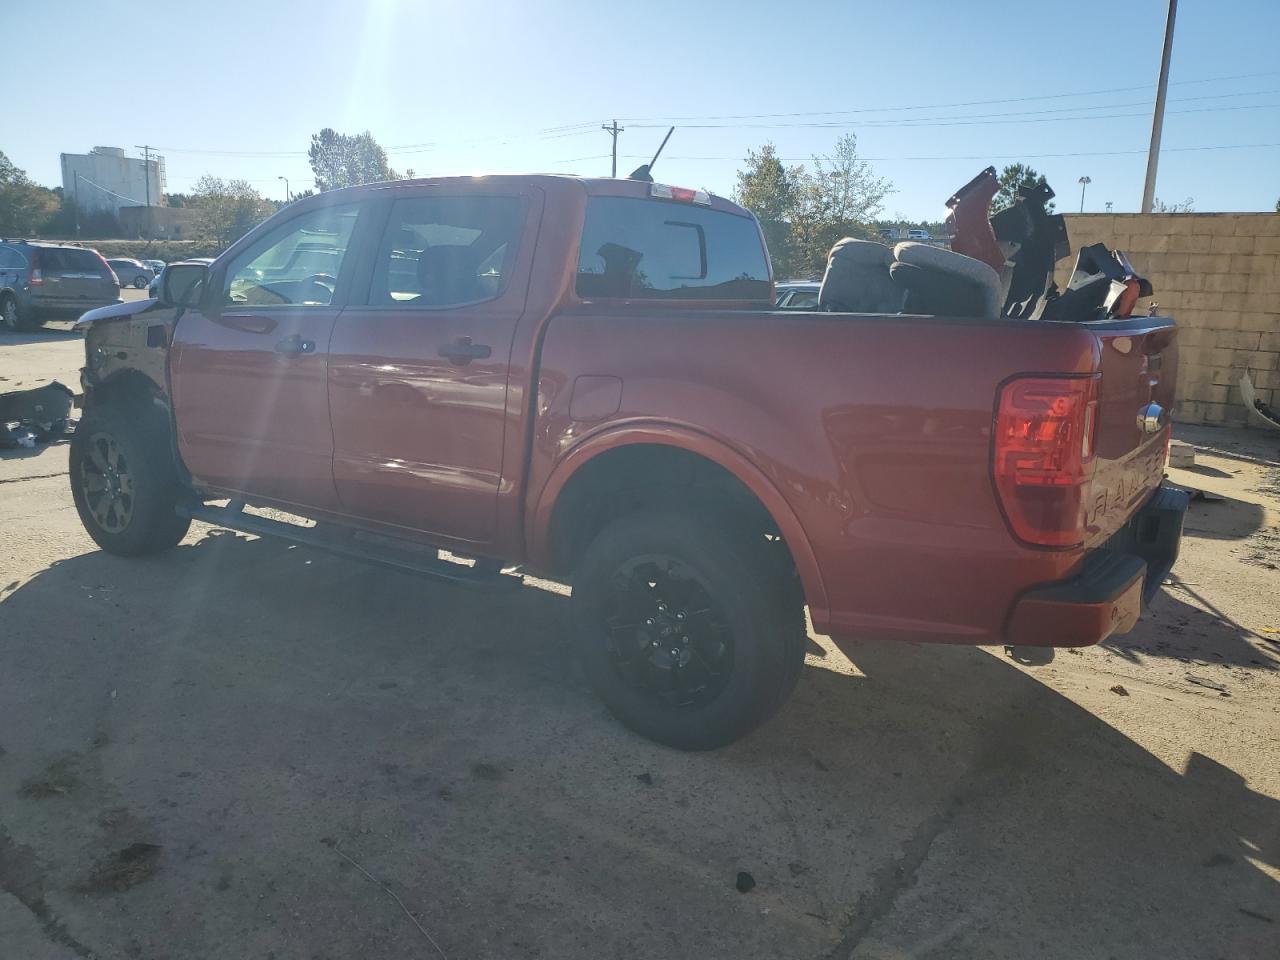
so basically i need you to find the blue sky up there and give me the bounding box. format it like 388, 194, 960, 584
7, 0, 1279, 218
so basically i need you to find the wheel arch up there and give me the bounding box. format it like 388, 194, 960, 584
529, 425, 828, 620
87, 367, 169, 415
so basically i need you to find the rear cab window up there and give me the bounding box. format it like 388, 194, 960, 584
44, 248, 113, 276
576, 197, 770, 301
368, 195, 525, 308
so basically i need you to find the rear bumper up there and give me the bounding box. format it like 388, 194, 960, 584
33, 297, 122, 316
1006, 483, 1189, 647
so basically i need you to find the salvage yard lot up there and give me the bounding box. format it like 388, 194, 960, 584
2, 323, 1278, 959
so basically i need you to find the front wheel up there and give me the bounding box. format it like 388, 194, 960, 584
572, 509, 806, 750
133, 276, 148, 289
70, 404, 191, 556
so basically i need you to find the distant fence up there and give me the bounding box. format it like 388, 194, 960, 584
1061, 213, 1280, 427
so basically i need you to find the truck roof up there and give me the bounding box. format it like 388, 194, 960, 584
319, 174, 753, 218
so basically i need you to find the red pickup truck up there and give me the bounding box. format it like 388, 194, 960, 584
71, 174, 1186, 749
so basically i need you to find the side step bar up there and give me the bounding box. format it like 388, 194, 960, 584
178, 502, 523, 591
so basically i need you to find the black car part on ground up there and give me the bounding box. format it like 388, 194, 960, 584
0, 381, 75, 448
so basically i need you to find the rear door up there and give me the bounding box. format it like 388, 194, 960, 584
327, 185, 541, 544
39, 248, 108, 306
0, 246, 23, 296
170, 201, 368, 510
1085, 318, 1178, 544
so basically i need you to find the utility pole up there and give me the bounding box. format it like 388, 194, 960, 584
74, 171, 81, 240
601, 120, 624, 178
1141, 0, 1177, 214
134, 144, 155, 206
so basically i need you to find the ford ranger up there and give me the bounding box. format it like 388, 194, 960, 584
70, 174, 1186, 749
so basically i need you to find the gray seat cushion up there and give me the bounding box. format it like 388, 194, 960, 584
893, 242, 1003, 317
818, 238, 902, 313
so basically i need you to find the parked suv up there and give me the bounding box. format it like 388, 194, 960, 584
0, 240, 121, 331
107, 258, 155, 289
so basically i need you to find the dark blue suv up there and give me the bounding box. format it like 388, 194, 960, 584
0, 240, 121, 331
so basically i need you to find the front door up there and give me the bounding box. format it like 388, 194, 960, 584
170, 202, 365, 510
328, 187, 540, 544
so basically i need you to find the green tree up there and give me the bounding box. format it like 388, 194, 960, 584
735, 135, 892, 278
191, 175, 274, 248
307, 129, 399, 191
1154, 196, 1195, 213
0, 150, 60, 236
790, 134, 892, 276
992, 163, 1054, 214
734, 144, 803, 277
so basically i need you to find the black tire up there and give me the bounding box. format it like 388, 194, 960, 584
1, 293, 33, 332
133, 276, 147, 289
70, 403, 191, 556
572, 509, 806, 750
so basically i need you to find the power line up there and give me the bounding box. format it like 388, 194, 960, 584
599, 141, 1280, 163
625, 100, 1279, 130
611, 69, 1280, 123
145, 85, 1280, 160
74, 174, 146, 206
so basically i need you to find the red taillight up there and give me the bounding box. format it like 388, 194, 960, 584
29, 249, 43, 285
992, 376, 1099, 548
651, 182, 711, 204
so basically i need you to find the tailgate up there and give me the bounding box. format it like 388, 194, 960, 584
1084, 317, 1178, 546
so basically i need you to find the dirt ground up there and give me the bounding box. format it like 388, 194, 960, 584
2, 316, 1278, 960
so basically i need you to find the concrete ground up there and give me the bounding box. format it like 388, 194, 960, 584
2, 308, 1278, 960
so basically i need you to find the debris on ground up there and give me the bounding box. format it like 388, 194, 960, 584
1167, 440, 1195, 468
0, 381, 76, 448
735, 871, 756, 893
1186, 674, 1229, 695
1110, 685, 1129, 696
635, 771, 653, 785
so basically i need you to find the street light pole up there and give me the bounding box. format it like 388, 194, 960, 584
1078, 176, 1092, 213
74, 172, 81, 239
1141, 0, 1178, 213
278, 176, 291, 202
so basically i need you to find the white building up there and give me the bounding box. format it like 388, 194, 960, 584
60, 146, 165, 215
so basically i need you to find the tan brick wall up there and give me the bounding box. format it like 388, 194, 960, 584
1059, 213, 1280, 427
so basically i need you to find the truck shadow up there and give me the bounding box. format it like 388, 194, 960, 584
1104, 582, 1280, 670
1, 529, 1277, 959
0, 325, 83, 346
1179, 489, 1267, 541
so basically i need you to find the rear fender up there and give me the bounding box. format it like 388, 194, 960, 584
528, 423, 829, 622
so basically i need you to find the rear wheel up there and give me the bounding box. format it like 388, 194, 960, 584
572, 509, 806, 750
133, 276, 147, 288
1, 294, 32, 332
70, 404, 191, 556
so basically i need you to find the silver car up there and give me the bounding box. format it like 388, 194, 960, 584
148, 258, 214, 298
106, 258, 155, 289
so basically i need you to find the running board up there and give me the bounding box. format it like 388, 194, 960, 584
178, 502, 523, 591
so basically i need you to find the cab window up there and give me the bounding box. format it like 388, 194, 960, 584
223, 204, 361, 307
368, 195, 525, 308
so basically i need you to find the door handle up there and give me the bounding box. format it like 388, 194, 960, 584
275, 334, 315, 356
222, 313, 278, 335
438, 336, 492, 365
